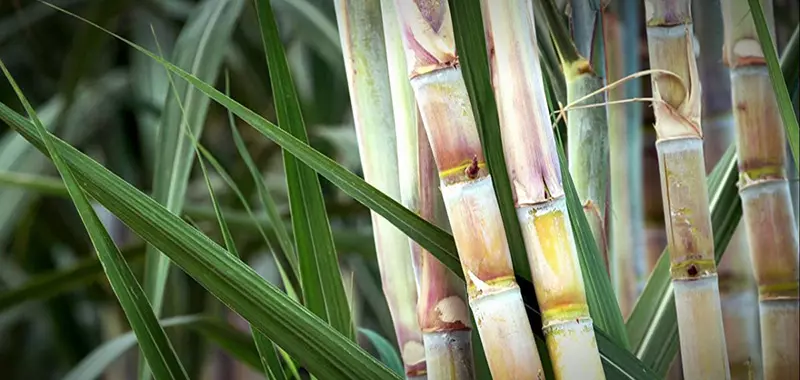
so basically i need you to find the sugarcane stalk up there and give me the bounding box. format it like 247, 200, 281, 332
722, 1, 800, 379
604, 0, 646, 318
406, 109, 475, 380
482, 1, 605, 378
642, 126, 683, 380
543, 0, 610, 270
695, 1, 761, 378
390, 2, 545, 379
332, 2, 426, 377
644, 0, 731, 378
379, 0, 475, 378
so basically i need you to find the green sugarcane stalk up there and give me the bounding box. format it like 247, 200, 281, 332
332, 1, 426, 377
542, 0, 611, 271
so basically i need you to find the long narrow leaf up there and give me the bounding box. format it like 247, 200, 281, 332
748, 0, 799, 171
0, 60, 188, 380
199, 154, 288, 380
0, 71, 127, 242
555, 130, 629, 348
446, 0, 532, 282
165, 50, 289, 380
143, 0, 244, 318
0, 101, 400, 380
226, 72, 298, 294
193, 142, 300, 298
254, 0, 352, 337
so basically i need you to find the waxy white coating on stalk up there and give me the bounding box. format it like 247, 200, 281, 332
422, 330, 475, 380
470, 287, 542, 379
333, 1, 425, 376
719, 269, 761, 379
481, 1, 604, 378
391, 1, 544, 378
721, 1, 800, 378
673, 277, 730, 379
701, 99, 761, 380
759, 300, 800, 379
544, 319, 602, 379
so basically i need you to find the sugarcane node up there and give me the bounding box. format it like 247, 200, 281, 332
687, 264, 698, 277
465, 155, 479, 179
575, 59, 594, 76
444, 56, 459, 69
733, 56, 767, 67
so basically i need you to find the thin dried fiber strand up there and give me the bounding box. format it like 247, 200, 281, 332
551, 68, 686, 125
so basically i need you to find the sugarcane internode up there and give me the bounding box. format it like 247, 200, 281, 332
720, 1, 800, 378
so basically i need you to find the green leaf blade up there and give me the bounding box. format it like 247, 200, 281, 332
447, 0, 532, 283
748, 0, 799, 172
358, 328, 404, 377
255, 0, 354, 338
0, 101, 399, 380
0, 60, 188, 380
143, 0, 245, 317
199, 157, 288, 380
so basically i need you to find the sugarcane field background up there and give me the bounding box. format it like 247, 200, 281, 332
0, 0, 797, 379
